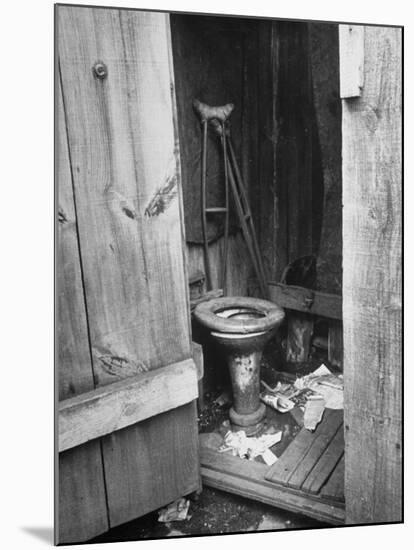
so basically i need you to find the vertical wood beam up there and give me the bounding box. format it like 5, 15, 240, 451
328, 320, 343, 369
286, 313, 314, 363
341, 25, 402, 524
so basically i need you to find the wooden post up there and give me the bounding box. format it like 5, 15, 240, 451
328, 320, 343, 369
286, 313, 314, 363
341, 25, 402, 524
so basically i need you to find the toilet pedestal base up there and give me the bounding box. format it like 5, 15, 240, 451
229, 403, 266, 436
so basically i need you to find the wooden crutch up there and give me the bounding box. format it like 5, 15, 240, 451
193, 99, 234, 294
209, 118, 269, 299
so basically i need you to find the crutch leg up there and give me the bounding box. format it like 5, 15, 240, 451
201, 120, 212, 290
221, 122, 230, 295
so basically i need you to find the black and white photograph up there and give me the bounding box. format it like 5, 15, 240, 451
53, 2, 402, 545
2, 1, 407, 548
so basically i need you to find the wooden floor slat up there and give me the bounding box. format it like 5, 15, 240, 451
320, 455, 345, 502
302, 425, 344, 494
263, 428, 315, 485
265, 409, 342, 488
287, 414, 343, 490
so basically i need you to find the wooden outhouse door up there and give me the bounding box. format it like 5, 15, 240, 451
57, 6, 200, 544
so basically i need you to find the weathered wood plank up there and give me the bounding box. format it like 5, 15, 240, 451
287, 412, 342, 490
57, 77, 108, 543
170, 15, 254, 245
192, 341, 205, 410
328, 320, 343, 368
286, 313, 314, 363
268, 282, 342, 320
265, 425, 315, 485
320, 455, 345, 502
58, 6, 199, 531
309, 23, 343, 294
57, 78, 95, 401
186, 234, 251, 298
200, 433, 344, 525
260, 23, 316, 281
339, 25, 364, 98
59, 7, 192, 385
58, 442, 109, 544
171, 15, 259, 295
257, 20, 284, 281
302, 426, 344, 494
341, 25, 402, 524
103, 402, 200, 527
59, 359, 198, 452
265, 409, 342, 486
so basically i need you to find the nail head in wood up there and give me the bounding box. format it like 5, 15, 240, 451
93, 62, 108, 80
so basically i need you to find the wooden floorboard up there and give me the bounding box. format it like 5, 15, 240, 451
287, 413, 343, 490
320, 455, 345, 502
200, 432, 345, 525
302, 426, 344, 494
265, 409, 342, 489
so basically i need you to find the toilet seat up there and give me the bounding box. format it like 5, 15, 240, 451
194, 296, 285, 334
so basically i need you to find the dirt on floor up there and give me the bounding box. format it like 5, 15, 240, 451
92, 485, 327, 543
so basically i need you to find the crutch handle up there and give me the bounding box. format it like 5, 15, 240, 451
193, 99, 234, 123
209, 118, 231, 137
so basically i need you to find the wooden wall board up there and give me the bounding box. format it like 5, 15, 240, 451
58, 441, 109, 544
57, 80, 95, 401
342, 25, 402, 524
58, 6, 199, 533
170, 15, 258, 245
187, 233, 251, 297
57, 78, 109, 544
257, 22, 341, 293
103, 402, 200, 527
268, 283, 342, 320
171, 14, 260, 296
257, 21, 284, 281
58, 7, 192, 386
309, 23, 343, 294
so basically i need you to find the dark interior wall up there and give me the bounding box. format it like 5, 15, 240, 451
171, 15, 342, 296
170, 14, 260, 294
171, 14, 259, 244
309, 23, 342, 294
257, 20, 342, 293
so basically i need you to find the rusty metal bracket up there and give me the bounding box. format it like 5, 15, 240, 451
303, 292, 315, 310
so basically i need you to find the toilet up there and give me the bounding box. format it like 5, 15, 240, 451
194, 297, 285, 436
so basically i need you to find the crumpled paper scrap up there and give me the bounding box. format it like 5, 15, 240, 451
260, 391, 295, 413
294, 364, 343, 410
218, 429, 282, 464
158, 498, 190, 523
